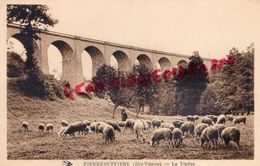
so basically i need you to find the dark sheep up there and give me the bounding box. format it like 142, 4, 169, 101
38, 123, 45, 132
221, 127, 240, 149
21, 121, 29, 132
234, 116, 246, 124
46, 123, 54, 133
105, 120, 121, 132
172, 120, 185, 128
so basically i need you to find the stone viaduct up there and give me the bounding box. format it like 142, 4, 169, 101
7, 24, 211, 87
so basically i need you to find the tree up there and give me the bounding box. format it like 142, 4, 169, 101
7, 5, 65, 99
7, 5, 58, 69
92, 64, 117, 98
174, 51, 208, 115
131, 65, 159, 117
199, 45, 254, 115
108, 71, 135, 118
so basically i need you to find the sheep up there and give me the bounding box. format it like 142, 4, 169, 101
150, 128, 174, 148
172, 120, 185, 128
82, 120, 91, 126
234, 116, 246, 124
160, 122, 175, 131
187, 115, 195, 123
180, 122, 195, 136
117, 121, 126, 127
105, 120, 121, 132
89, 122, 100, 132
206, 115, 218, 123
201, 117, 213, 126
61, 121, 88, 136
102, 125, 116, 144
46, 123, 54, 133
193, 115, 199, 122
152, 118, 164, 129
145, 120, 152, 128
213, 124, 226, 144
140, 119, 150, 131
96, 122, 109, 134
21, 121, 29, 132
172, 128, 184, 147
38, 123, 45, 132
134, 120, 146, 143
61, 120, 69, 127
221, 127, 240, 149
216, 114, 226, 124
200, 126, 219, 149
124, 119, 136, 131
194, 123, 208, 140
226, 115, 234, 123
58, 127, 67, 137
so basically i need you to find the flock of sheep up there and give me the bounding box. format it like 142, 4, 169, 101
20, 114, 248, 150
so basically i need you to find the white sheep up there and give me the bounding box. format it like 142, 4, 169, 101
200, 126, 219, 149
152, 118, 164, 129
194, 123, 208, 141
234, 116, 246, 124
21, 121, 29, 132
89, 122, 100, 132
201, 117, 213, 126
150, 128, 173, 148
140, 119, 150, 131
221, 127, 240, 149
145, 120, 152, 128
160, 122, 175, 131
133, 120, 146, 143
213, 124, 226, 139
172, 128, 184, 147
46, 123, 54, 133
61, 120, 69, 127
180, 122, 195, 136
38, 123, 45, 132
216, 114, 226, 124
82, 120, 91, 126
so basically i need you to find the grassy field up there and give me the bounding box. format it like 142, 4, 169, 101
7, 89, 254, 160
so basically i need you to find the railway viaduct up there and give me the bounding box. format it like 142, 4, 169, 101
7, 24, 211, 87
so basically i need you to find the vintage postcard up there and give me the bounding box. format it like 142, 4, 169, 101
0, 0, 259, 166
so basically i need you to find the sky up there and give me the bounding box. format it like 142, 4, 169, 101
7, 0, 260, 80
46, 0, 259, 58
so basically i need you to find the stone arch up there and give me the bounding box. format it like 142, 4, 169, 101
81, 46, 105, 79
158, 57, 171, 71
177, 59, 188, 69
136, 54, 152, 69
7, 33, 39, 61
48, 40, 74, 81
112, 50, 131, 71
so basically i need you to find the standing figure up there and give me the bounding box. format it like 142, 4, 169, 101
121, 109, 128, 121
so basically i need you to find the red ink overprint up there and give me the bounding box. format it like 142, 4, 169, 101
64, 57, 234, 99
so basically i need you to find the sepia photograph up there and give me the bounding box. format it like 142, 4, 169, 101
1, 0, 259, 163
